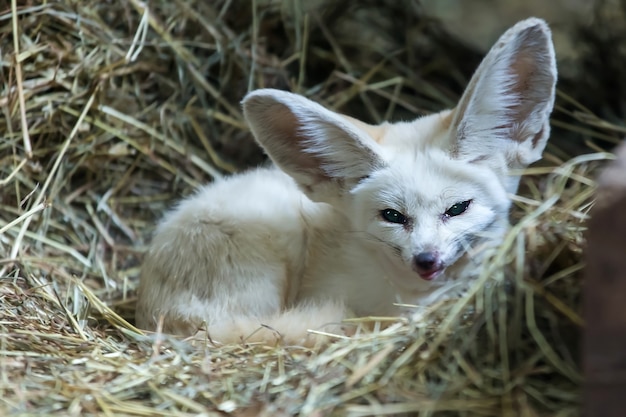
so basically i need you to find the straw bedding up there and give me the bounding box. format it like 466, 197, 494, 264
0, 1, 623, 415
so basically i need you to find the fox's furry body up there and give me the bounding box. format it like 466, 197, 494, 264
136, 18, 557, 346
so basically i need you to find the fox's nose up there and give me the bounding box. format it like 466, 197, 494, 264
413, 251, 443, 280
414, 251, 438, 270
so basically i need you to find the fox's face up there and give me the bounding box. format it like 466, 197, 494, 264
243, 18, 556, 291
348, 143, 511, 292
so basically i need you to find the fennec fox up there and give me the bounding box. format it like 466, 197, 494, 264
136, 18, 557, 345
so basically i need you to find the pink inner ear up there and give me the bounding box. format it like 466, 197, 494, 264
249, 99, 301, 142
248, 98, 332, 183
504, 29, 555, 144
509, 55, 535, 101
507, 52, 541, 121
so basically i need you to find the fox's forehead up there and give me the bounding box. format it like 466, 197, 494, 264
361, 148, 507, 209
347, 108, 510, 207
343, 109, 454, 150
376, 110, 454, 149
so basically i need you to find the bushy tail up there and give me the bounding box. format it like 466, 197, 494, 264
188, 301, 352, 348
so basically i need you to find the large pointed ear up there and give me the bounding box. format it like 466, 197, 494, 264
449, 18, 557, 168
242, 89, 386, 202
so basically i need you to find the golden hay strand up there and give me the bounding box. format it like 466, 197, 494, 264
0, 0, 623, 415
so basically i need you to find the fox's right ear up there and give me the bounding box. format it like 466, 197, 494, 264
242, 89, 385, 202
449, 18, 557, 169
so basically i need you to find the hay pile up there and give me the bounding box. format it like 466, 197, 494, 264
0, 1, 623, 415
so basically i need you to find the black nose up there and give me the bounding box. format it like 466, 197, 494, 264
414, 251, 439, 272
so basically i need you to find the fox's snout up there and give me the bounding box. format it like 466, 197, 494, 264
413, 251, 444, 281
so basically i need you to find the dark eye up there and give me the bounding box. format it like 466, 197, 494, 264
445, 200, 472, 217
380, 209, 407, 224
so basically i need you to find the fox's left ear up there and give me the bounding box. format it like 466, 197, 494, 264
449, 18, 557, 168
242, 89, 385, 203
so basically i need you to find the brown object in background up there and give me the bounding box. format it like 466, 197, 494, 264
584, 142, 626, 417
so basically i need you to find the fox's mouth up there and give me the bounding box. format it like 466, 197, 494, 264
418, 267, 444, 281
412, 253, 446, 281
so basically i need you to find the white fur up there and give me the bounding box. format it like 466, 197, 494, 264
136, 18, 557, 346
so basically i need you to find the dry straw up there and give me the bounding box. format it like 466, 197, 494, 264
0, 1, 622, 416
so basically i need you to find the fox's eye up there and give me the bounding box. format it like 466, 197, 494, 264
445, 200, 472, 217
380, 209, 407, 224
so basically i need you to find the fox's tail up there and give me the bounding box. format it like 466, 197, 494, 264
186, 301, 353, 348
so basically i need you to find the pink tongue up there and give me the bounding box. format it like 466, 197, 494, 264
419, 271, 438, 281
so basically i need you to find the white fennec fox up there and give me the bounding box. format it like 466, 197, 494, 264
136, 18, 557, 345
